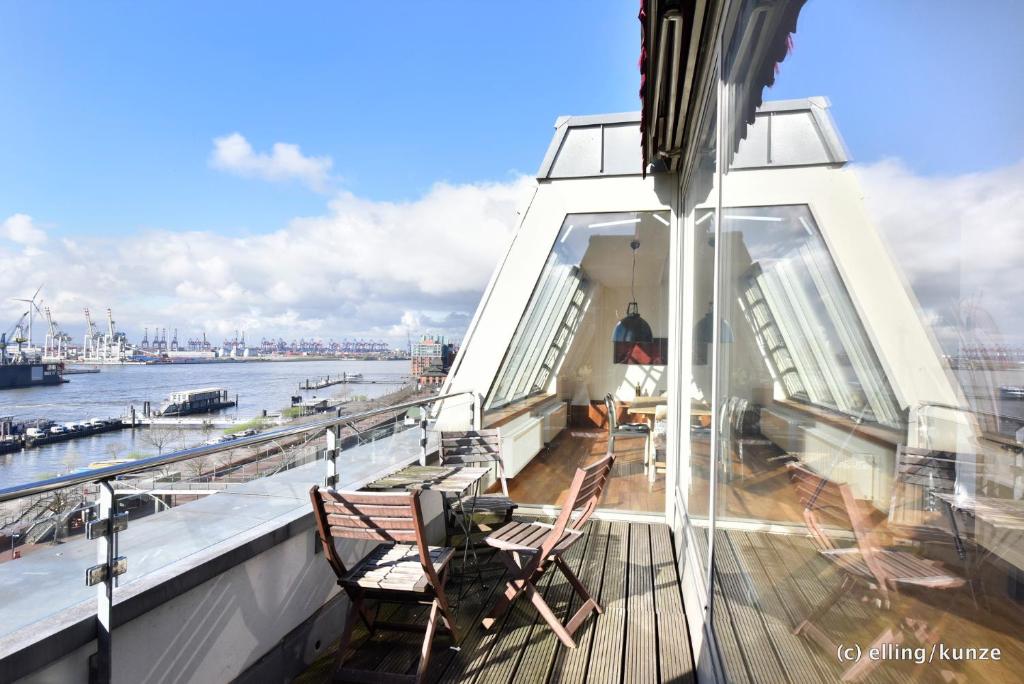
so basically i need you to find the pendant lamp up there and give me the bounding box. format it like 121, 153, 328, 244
612, 239, 653, 344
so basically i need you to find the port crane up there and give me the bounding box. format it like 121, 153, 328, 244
42, 306, 73, 360
1, 311, 31, 362
82, 308, 103, 358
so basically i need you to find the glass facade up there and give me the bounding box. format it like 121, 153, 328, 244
485, 211, 671, 511
676, 1, 1024, 681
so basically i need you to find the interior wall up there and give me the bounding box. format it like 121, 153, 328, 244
556, 280, 668, 403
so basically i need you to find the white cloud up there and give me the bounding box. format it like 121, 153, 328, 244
209, 133, 334, 191
1, 213, 47, 246
0, 176, 533, 346
856, 158, 1024, 351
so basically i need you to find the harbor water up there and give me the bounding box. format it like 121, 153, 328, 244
0, 359, 410, 488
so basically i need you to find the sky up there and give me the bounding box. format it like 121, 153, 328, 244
765, 0, 1024, 352
0, 2, 640, 345
1, 1, 1022, 352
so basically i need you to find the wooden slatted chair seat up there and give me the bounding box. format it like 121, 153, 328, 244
343, 543, 455, 593
482, 453, 615, 649
820, 547, 966, 590
485, 520, 583, 556
309, 486, 459, 683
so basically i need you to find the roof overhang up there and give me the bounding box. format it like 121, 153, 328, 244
640, 0, 806, 173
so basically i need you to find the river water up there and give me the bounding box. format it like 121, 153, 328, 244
0, 359, 410, 487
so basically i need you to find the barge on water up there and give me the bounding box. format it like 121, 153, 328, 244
158, 387, 236, 417
0, 335, 63, 389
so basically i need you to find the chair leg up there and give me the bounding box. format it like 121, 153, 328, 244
523, 579, 577, 648
481, 552, 544, 629
555, 556, 602, 635
415, 601, 440, 684
434, 568, 460, 643
331, 595, 361, 676
647, 435, 655, 483
482, 575, 530, 629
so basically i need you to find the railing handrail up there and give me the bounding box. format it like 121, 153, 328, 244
0, 390, 474, 503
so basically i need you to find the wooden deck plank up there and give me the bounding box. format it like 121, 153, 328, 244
729, 530, 833, 683
625, 524, 657, 684
711, 528, 788, 683
548, 521, 611, 684
428, 553, 512, 682
587, 522, 629, 683
650, 524, 695, 684
692, 530, 751, 684
300, 520, 695, 684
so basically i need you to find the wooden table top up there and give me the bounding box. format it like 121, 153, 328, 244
625, 397, 711, 417
626, 396, 668, 408
934, 494, 1024, 530
364, 465, 490, 495
934, 493, 1024, 570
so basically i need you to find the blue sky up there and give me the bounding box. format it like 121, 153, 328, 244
0, 1, 1021, 347
0, 2, 640, 237
771, 0, 1024, 176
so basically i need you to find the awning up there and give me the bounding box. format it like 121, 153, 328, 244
639, 0, 806, 174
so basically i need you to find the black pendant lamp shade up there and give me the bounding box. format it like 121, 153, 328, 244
612, 239, 654, 344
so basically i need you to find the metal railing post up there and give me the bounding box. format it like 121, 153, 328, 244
325, 426, 339, 488
419, 414, 428, 466
86, 479, 127, 683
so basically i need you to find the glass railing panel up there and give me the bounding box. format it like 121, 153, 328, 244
0, 393, 460, 647
0, 483, 102, 637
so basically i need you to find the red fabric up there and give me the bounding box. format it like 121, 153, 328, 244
638, 0, 649, 175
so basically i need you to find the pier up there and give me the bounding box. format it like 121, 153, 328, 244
299, 373, 408, 390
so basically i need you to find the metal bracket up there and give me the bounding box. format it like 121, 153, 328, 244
325, 473, 339, 488
86, 556, 127, 586
86, 512, 129, 540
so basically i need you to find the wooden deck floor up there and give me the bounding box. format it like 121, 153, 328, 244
296, 520, 694, 683
703, 528, 1024, 684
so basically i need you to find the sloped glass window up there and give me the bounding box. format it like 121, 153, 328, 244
726, 205, 901, 427
486, 211, 670, 410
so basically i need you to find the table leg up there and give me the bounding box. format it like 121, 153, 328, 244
941, 500, 968, 561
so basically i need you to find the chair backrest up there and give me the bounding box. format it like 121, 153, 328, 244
889, 445, 957, 526
604, 394, 618, 431
546, 453, 615, 546
439, 429, 502, 464
309, 486, 434, 584
787, 462, 890, 587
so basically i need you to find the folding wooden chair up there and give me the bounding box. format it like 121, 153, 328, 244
480, 453, 614, 648
439, 429, 517, 526
309, 486, 459, 683
787, 463, 967, 682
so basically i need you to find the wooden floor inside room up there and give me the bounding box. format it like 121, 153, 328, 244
502, 429, 665, 513
295, 521, 694, 683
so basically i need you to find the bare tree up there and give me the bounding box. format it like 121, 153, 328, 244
140, 427, 181, 457
183, 454, 214, 481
